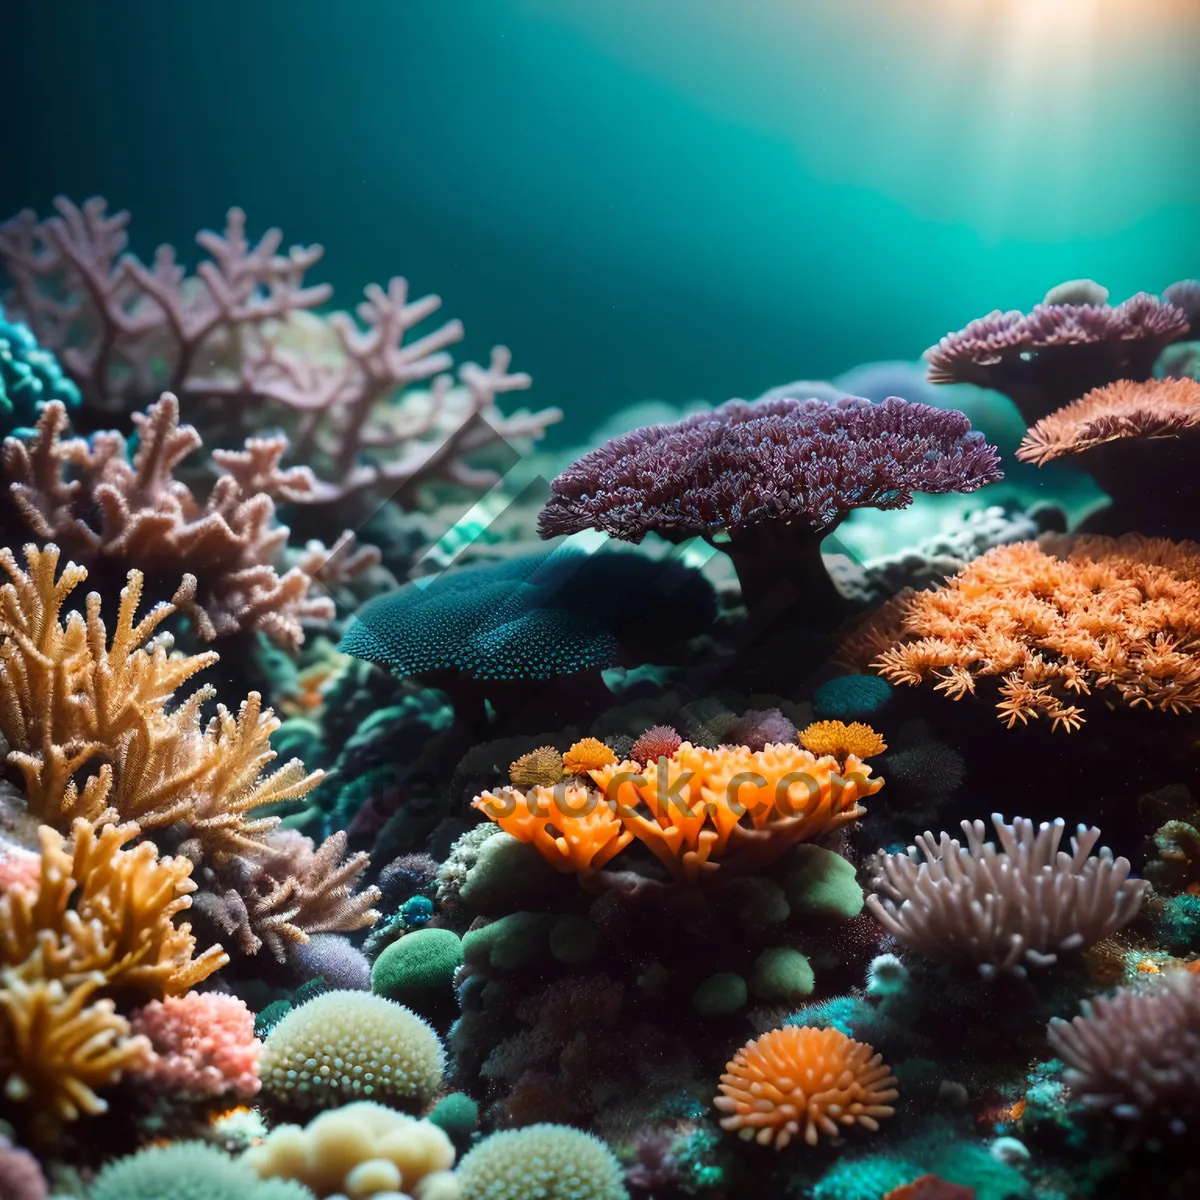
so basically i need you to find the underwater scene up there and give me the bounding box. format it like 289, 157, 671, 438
2, 1, 1200, 1198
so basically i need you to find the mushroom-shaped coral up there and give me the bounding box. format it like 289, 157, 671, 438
799, 721, 887, 762
1016, 377, 1200, 540
867, 815, 1148, 978
258, 990, 444, 1113
925, 289, 1190, 423
714, 1025, 897, 1148
243, 1100, 456, 1198
538, 394, 1001, 621
869, 535, 1200, 730
455, 1123, 626, 1200
1047, 972, 1200, 1131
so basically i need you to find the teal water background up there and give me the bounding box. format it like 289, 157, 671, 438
4, 0, 1199, 439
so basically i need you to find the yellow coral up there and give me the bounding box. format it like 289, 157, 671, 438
477, 742, 882, 884
0, 544, 322, 857
562, 737, 616, 775
508, 746, 565, 788
0, 969, 151, 1125
798, 721, 887, 761
0, 819, 227, 999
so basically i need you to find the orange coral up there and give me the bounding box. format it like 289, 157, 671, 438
714, 1025, 897, 1149
798, 721, 887, 761
0, 820, 227, 1000
508, 746, 565, 788
0, 544, 322, 857
883, 1177, 976, 1200
0, 970, 151, 1125
562, 737, 616, 775
1016, 377, 1200, 466
476, 741, 882, 884
869, 535, 1200, 730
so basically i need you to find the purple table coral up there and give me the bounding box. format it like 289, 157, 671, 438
538, 393, 1002, 622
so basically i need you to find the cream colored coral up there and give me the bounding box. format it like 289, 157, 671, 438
244, 1100, 456, 1199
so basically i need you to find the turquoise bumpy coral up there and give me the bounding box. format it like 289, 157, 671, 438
0, 310, 81, 436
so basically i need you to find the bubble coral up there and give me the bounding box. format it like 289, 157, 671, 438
131, 992, 261, 1098
454, 1122, 627, 1200
926, 289, 1190, 423
509, 746, 566, 788
629, 724, 683, 766
538, 394, 1001, 620
243, 1100, 456, 1199
258, 990, 445, 1113
1047, 972, 1200, 1130
714, 1025, 898, 1149
563, 737, 616, 775
799, 721, 888, 762
867, 815, 1148, 979
869, 535, 1200, 731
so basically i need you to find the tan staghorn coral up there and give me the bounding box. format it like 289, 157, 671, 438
0, 819, 227, 998
3, 395, 334, 646
0, 969, 150, 1125
869, 536, 1200, 730
0, 543, 321, 857
193, 829, 380, 962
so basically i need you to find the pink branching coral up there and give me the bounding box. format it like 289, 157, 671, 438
3, 394, 334, 645
131, 992, 261, 1098
926, 288, 1190, 423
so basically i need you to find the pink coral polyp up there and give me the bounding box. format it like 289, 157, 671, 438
131, 992, 261, 1098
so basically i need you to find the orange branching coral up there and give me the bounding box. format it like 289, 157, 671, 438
0, 544, 322, 857
475, 742, 882, 884
508, 746, 566, 789
1016, 377, 1200, 466
473, 784, 634, 875
870, 536, 1200, 730
0, 970, 151, 1125
714, 1025, 897, 1149
0, 820, 227, 999
3, 395, 334, 646
562, 737, 616, 775
798, 721, 887, 761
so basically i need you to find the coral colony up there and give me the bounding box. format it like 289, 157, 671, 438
0, 196, 1199, 1200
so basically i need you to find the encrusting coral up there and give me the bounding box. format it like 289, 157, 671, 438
714, 1024, 898, 1149
0, 543, 321, 858
869, 534, 1200, 731
474, 740, 884, 883
3, 394, 334, 646
538, 393, 1002, 620
867, 815, 1148, 978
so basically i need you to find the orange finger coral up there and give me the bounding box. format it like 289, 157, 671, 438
798, 721, 887, 761
0, 819, 227, 999
0, 543, 321, 858
869, 535, 1200, 730
714, 1025, 897, 1149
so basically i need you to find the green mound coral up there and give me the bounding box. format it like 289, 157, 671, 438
339, 549, 715, 683
750, 946, 815, 1002
259, 990, 445, 1113
455, 1123, 627, 1200
462, 911, 556, 971
772, 844, 865, 919
89, 1142, 314, 1200
0, 311, 81, 435
371, 927, 464, 1007
692, 972, 747, 1015
429, 1091, 480, 1143
812, 675, 893, 721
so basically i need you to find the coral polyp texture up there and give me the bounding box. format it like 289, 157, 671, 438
538, 394, 1001, 617
475, 739, 883, 882
714, 1025, 898, 1148
1046, 973, 1200, 1130
798, 720, 887, 761
867, 815, 1148, 978
0, 310, 80, 436
925, 287, 1191, 422
869, 534, 1200, 730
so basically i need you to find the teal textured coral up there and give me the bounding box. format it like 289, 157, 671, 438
0, 311, 80, 435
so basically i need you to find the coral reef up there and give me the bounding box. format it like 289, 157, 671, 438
0, 310, 80, 437
454, 1123, 626, 1200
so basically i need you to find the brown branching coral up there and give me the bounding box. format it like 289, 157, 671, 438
867, 815, 1147, 979
0, 543, 321, 858
3, 394, 334, 646
0, 970, 150, 1126
0, 820, 227, 998
192, 829, 380, 963
869, 536, 1200, 730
